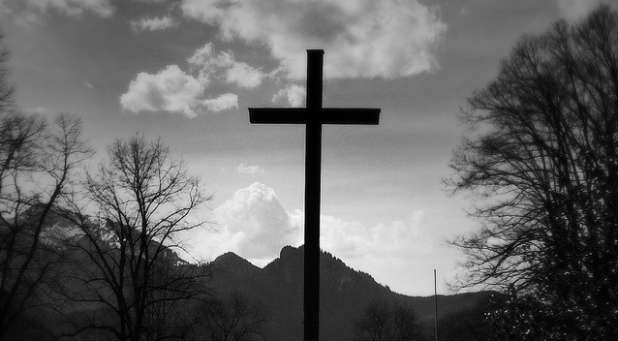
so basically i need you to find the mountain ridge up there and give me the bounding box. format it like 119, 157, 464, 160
209, 245, 491, 339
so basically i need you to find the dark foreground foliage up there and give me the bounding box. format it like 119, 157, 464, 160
450, 5, 618, 340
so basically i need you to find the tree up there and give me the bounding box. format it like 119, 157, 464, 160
390, 303, 422, 341
0, 114, 90, 337
449, 5, 617, 340
197, 290, 267, 341
355, 299, 390, 341
483, 288, 562, 341
61, 136, 209, 340
437, 295, 492, 341
0, 28, 91, 339
355, 299, 421, 341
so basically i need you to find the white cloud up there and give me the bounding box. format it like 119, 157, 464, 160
130, 15, 176, 32
212, 183, 300, 260
183, 183, 432, 273
225, 61, 265, 88
291, 209, 432, 261
0, 0, 113, 24
186, 43, 217, 84
202, 93, 238, 112
181, 0, 446, 80
181, 0, 225, 24
272, 84, 305, 107
120, 65, 204, 117
121, 41, 262, 116
181, 183, 300, 264
237, 163, 264, 175
25, 0, 114, 18
188, 42, 265, 88
120, 64, 237, 117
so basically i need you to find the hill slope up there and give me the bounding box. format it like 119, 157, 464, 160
209, 245, 491, 339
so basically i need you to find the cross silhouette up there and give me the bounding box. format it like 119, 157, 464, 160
249, 49, 380, 341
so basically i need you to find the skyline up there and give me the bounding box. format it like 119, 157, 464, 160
0, 0, 615, 296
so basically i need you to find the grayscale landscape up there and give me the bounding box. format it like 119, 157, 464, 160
0, 0, 616, 340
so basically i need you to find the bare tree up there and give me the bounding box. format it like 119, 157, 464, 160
0, 113, 90, 337
61, 136, 209, 340
449, 5, 617, 340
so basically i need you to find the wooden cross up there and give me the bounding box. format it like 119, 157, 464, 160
249, 50, 380, 341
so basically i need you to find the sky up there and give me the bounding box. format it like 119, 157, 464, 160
0, 0, 614, 296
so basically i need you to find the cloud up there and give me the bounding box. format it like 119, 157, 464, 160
188, 42, 265, 88
0, 0, 114, 24
130, 15, 176, 32
212, 183, 300, 260
237, 163, 264, 175
24, 0, 113, 18
120, 65, 204, 117
181, 0, 446, 80
202, 93, 238, 112
183, 183, 432, 271
272, 84, 305, 107
225, 61, 266, 88
121, 41, 262, 116
120, 64, 237, 117
291, 210, 432, 261
181, 183, 301, 265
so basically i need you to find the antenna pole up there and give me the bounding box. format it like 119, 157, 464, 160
434, 269, 438, 341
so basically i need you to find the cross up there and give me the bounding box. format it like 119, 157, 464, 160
249, 50, 380, 341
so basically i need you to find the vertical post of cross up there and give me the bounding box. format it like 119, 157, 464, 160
249, 49, 379, 340
304, 49, 323, 341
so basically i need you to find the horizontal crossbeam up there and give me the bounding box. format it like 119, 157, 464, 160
249, 108, 380, 125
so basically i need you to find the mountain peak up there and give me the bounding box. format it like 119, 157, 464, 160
280, 245, 302, 259
214, 251, 243, 262
212, 252, 259, 273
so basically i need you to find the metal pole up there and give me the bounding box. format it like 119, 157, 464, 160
434, 269, 438, 341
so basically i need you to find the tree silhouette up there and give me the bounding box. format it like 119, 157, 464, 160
390, 302, 422, 340
355, 299, 390, 341
197, 290, 267, 341
449, 5, 618, 340
355, 299, 422, 341
61, 136, 210, 340
0, 113, 90, 337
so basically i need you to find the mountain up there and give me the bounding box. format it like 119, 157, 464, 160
213, 251, 261, 275
208, 245, 491, 339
